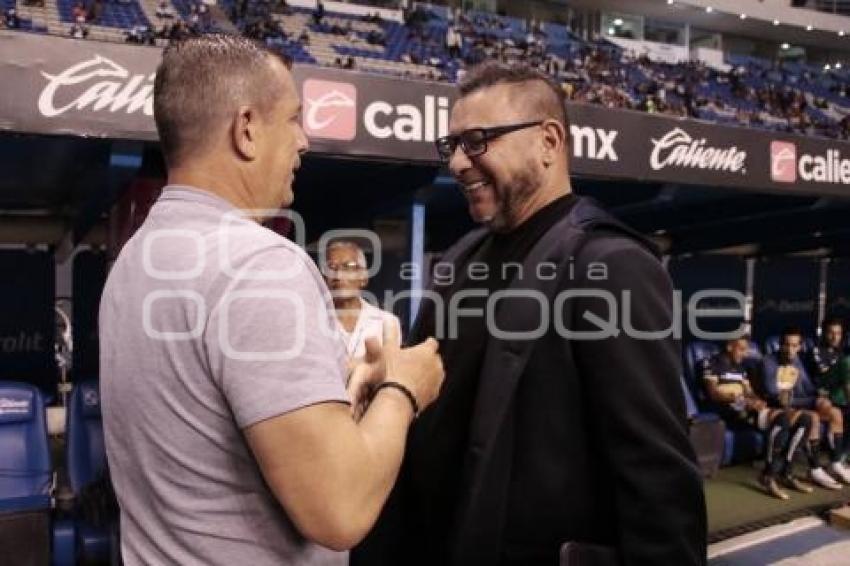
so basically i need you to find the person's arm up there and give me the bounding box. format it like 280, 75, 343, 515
244, 332, 442, 551
571, 237, 706, 565
207, 250, 444, 551
703, 374, 734, 405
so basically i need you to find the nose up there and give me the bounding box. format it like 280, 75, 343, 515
297, 124, 309, 155
448, 143, 473, 179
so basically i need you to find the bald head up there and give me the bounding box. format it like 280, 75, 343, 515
154, 34, 292, 167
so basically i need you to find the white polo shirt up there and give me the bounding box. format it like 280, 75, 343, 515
339, 299, 402, 359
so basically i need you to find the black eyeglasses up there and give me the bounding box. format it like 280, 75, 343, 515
435, 120, 544, 161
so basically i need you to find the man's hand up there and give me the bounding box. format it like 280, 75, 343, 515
345, 321, 444, 420
383, 335, 444, 415
347, 335, 387, 421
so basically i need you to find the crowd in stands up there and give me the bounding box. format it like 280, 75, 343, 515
123, 0, 213, 44
6, 0, 850, 139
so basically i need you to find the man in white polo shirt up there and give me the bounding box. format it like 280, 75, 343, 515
99, 34, 443, 565
323, 240, 402, 363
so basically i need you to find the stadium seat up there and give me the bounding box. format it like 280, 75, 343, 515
683, 340, 720, 402
0, 381, 53, 564
66, 380, 113, 564
763, 335, 816, 356
680, 376, 725, 477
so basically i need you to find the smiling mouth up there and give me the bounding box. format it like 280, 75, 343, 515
463, 180, 490, 194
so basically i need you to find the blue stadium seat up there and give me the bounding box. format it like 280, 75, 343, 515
66, 380, 112, 563
0, 381, 52, 512
0, 381, 54, 563
763, 335, 816, 356
680, 375, 726, 477
683, 340, 720, 402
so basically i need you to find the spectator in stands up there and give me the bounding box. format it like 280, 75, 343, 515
365, 29, 385, 47
156, 0, 174, 19
360, 61, 705, 565
445, 24, 461, 59
322, 240, 402, 368
101, 34, 444, 564
71, 1, 86, 22
3, 6, 19, 28
167, 20, 188, 41
702, 337, 807, 499
762, 326, 850, 489
312, 0, 324, 25
69, 18, 89, 39
188, 10, 201, 34
297, 27, 309, 46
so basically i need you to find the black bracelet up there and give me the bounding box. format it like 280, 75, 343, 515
375, 381, 419, 417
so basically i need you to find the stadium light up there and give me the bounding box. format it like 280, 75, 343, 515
837, 63, 843, 69
705, 6, 713, 13
739, 13, 747, 20
825, 64, 832, 71
667, 0, 674, 4
613, 18, 623, 26
781, 42, 790, 50
773, 19, 780, 26
608, 27, 615, 35
806, 25, 813, 31
840, 30, 846, 37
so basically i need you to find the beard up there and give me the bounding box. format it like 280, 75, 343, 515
486, 164, 543, 233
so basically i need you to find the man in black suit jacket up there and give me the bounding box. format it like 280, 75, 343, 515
357, 62, 706, 565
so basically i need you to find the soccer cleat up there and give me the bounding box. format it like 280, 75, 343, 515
810, 467, 843, 490
829, 461, 850, 485
761, 475, 790, 500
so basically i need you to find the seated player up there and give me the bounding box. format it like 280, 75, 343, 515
762, 326, 849, 489
808, 319, 850, 471
701, 336, 799, 499
809, 318, 850, 417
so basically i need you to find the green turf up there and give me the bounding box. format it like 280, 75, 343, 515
706, 464, 850, 540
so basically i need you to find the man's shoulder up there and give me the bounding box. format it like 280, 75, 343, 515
572, 230, 656, 262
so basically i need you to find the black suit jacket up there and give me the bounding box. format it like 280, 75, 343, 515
357, 197, 707, 566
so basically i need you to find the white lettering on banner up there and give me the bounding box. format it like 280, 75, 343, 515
364, 95, 449, 141
649, 128, 747, 173
0, 398, 31, 416
798, 150, 850, 184
570, 126, 619, 161
39, 55, 154, 117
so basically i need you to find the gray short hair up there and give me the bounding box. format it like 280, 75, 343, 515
153, 34, 292, 167
326, 240, 367, 269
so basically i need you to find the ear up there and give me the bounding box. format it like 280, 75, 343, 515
540, 118, 566, 164
232, 105, 259, 161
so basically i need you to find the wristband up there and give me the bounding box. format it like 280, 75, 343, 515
376, 381, 419, 417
